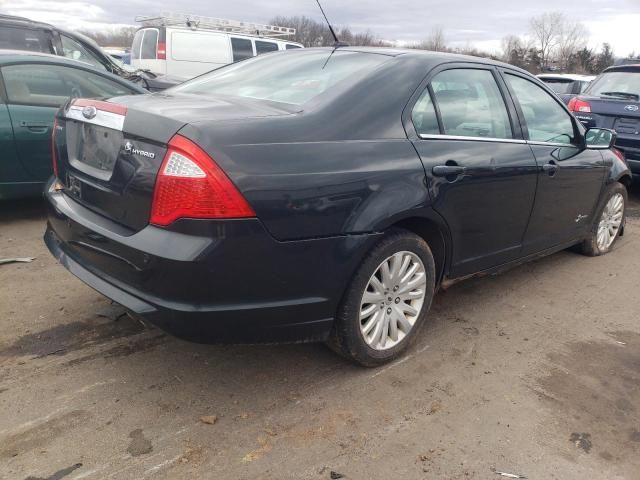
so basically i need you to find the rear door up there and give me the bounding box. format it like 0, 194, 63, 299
502, 71, 606, 254
409, 65, 539, 277
1, 62, 139, 182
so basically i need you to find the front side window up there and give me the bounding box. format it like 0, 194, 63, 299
60, 35, 104, 70
231, 37, 253, 62
506, 74, 575, 144
255, 40, 278, 55
171, 50, 389, 105
140, 29, 158, 59
286, 44, 302, 50
430, 69, 513, 139
3, 64, 136, 107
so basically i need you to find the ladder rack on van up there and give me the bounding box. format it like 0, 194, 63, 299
135, 12, 296, 38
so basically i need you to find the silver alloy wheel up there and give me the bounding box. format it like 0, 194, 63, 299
359, 251, 427, 350
597, 192, 625, 251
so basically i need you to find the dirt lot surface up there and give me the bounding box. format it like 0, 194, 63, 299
1, 186, 640, 480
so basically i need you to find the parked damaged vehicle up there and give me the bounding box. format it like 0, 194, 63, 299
45, 48, 631, 366
0, 14, 180, 92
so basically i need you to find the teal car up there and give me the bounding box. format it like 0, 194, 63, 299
0, 50, 146, 199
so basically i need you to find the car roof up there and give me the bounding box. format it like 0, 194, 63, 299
301, 46, 530, 73
538, 73, 595, 81
604, 64, 640, 73
0, 13, 55, 30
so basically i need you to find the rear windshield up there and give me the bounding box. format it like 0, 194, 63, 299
170, 50, 390, 105
586, 71, 640, 100
542, 79, 573, 94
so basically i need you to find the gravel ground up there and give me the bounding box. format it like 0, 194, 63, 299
1, 184, 639, 480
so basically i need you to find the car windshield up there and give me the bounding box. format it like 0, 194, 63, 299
542, 79, 573, 94
170, 50, 390, 105
586, 71, 640, 100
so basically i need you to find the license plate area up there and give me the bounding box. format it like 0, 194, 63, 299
67, 173, 82, 199
67, 121, 123, 181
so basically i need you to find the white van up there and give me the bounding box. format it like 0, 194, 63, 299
130, 13, 303, 79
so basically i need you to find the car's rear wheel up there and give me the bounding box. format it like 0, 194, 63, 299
328, 228, 435, 366
581, 183, 627, 256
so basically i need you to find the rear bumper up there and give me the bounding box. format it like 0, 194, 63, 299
44, 180, 380, 343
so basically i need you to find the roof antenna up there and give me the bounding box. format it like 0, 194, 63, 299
314, 0, 349, 47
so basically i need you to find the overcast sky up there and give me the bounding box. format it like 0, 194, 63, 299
3, 0, 640, 55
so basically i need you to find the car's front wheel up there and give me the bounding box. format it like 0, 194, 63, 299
581, 182, 627, 256
328, 228, 436, 366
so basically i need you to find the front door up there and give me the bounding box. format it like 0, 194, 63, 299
409, 66, 539, 277
502, 72, 606, 254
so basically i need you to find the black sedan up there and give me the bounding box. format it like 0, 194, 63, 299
45, 48, 631, 366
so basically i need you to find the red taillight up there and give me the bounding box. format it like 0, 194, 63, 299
568, 97, 592, 113
51, 118, 58, 178
150, 135, 255, 226
157, 42, 166, 60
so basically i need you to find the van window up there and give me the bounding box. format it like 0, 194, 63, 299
131, 30, 144, 60
231, 38, 253, 62
171, 32, 229, 63
286, 44, 302, 50
141, 29, 158, 59
255, 40, 278, 55
0, 27, 51, 53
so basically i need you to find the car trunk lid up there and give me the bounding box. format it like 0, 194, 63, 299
54, 94, 294, 232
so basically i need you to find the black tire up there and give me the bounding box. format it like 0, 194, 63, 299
327, 228, 436, 367
580, 182, 627, 257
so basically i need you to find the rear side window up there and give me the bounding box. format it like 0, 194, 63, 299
286, 44, 302, 50
430, 69, 513, 139
2, 64, 137, 107
255, 41, 278, 55
506, 74, 575, 145
231, 38, 253, 62
0, 26, 51, 53
140, 29, 158, 59
411, 89, 440, 135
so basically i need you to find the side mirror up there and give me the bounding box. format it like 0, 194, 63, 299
585, 127, 617, 149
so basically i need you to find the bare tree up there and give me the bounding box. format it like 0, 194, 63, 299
557, 20, 588, 71
421, 26, 447, 52
269, 16, 384, 47
529, 11, 564, 70
79, 27, 136, 48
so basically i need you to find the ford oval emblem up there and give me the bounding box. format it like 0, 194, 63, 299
624, 104, 639, 112
82, 105, 98, 119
